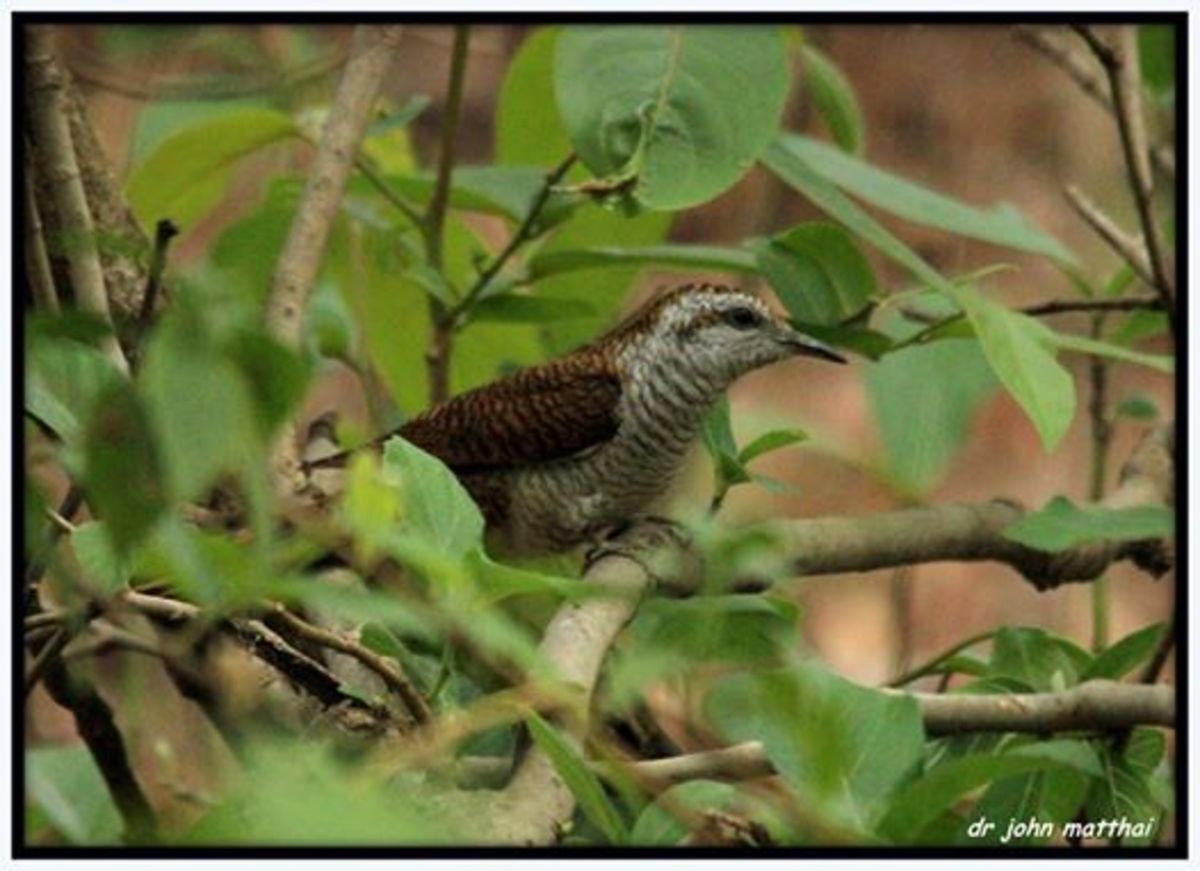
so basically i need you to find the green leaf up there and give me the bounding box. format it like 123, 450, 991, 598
1083, 729, 1169, 844
755, 222, 875, 325
790, 321, 894, 360
738, 428, 808, 465
1107, 309, 1169, 346
497, 28, 573, 166
81, 382, 167, 556
800, 44, 864, 153
967, 765, 1091, 845
1003, 496, 1173, 553
26, 745, 123, 845
469, 294, 596, 324
1048, 329, 1174, 373
126, 108, 298, 229
877, 743, 1095, 843
1139, 25, 1175, 98
527, 712, 629, 844
526, 244, 757, 282
26, 338, 125, 444
140, 316, 261, 502
1117, 393, 1159, 421
1082, 623, 1166, 681
771, 134, 1077, 264
705, 661, 923, 827
70, 521, 131, 593
987, 627, 1092, 692
624, 595, 798, 665
556, 26, 790, 210
630, 780, 738, 845
224, 329, 313, 435
381, 437, 484, 558
866, 339, 997, 495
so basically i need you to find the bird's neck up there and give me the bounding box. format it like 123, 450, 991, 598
617, 340, 730, 442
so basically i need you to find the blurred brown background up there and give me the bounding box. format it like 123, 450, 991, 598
35, 22, 1174, 731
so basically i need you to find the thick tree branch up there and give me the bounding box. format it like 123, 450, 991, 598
263, 24, 403, 498
25, 25, 128, 375
773, 424, 1172, 591
632, 680, 1173, 789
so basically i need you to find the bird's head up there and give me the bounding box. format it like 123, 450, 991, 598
609, 283, 846, 384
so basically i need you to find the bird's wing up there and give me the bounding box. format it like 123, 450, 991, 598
396, 360, 623, 472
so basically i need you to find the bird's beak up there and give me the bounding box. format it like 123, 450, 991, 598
776, 326, 848, 364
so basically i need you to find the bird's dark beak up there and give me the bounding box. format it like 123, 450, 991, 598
777, 326, 848, 364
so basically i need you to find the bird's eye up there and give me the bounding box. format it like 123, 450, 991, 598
725, 307, 762, 330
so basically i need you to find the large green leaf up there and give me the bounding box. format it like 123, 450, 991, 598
762, 137, 1078, 449
800, 44, 864, 153
26, 745, 122, 845
773, 134, 1077, 264
526, 244, 756, 282
705, 661, 923, 827
497, 27, 572, 166
556, 26, 790, 210
987, 626, 1092, 692
70, 521, 131, 594
623, 595, 798, 665
126, 107, 298, 229
527, 712, 629, 844
755, 222, 875, 325
1002, 497, 1173, 553
866, 338, 997, 496
1082, 623, 1166, 681
381, 437, 484, 558
26, 337, 125, 444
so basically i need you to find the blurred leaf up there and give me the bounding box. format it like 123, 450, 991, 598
866, 339, 997, 495
630, 780, 739, 845
1081, 623, 1166, 681
224, 329, 313, 435
738, 429, 808, 465
624, 595, 798, 665
465, 548, 596, 603
26, 338, 125, 444
140, 315, 261, 502
966, 765, 1090, 845
988, 627, 1092, 692
1084, 729, 1168, 845
800, 44, 864, 153
70, 521, 131, 593
527, 712, 629, 844
1048, 329, 1173, 373
1116, 393, 1159, 421
1138, 25, 1175, 98
556, 26, 790, 210
756, 222, 875, 326
363, 165, 577, 226
791, 321, 894, 360
770, 134, 1077, 264
382, 437, 484, 558
1002, 497, 1173, 553
879, 741, 1100, 843
469, 294, 596, 324
497, 27, 573, 165
366, 94, 431, 137
126, 108, 298, 229
131, 98, 270, 163
1107, 309, 1169, 346
81, 381, 166, 556
526, 244, 756, 281
706, 660, 923, 827
763, 136, 1077, 449
26, 745, 122, 845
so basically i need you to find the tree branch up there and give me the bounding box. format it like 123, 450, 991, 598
424, 25, 472, 405
25, 25, 128, 375
23, 148, 60, 314
773, 424, 1172, 591
1073, 25, 1175, 333
1063, 184, 1156, 289
263, 24, 403, 498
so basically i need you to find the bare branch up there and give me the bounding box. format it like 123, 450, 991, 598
267, 604, 433, 724
1063, 184, 1155, 288
263, 24, 403, 498
23, 149, 60, 314
1074, 25, 1175, 331
25, 25, 128, 375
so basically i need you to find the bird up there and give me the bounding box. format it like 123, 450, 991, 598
306, 283, 846, 555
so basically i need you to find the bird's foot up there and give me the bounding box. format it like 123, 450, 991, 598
583, 515, 704, 597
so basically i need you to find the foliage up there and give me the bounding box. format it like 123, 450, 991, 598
23, 22, 1173, 850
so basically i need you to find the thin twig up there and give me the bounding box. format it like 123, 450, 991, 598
24, 628, 68, 698
1021, 294, 1163, 317
1086, 313, 1114, 651
267, 604, 432, 724
424, 25, 472, 404
1063, 185, 1156, 289
1073, 25, 1175, 333
353, 155, 424, 229
448, 152, 579, 322
886, 629, 996, 688
136, 218, 179, 338
25, 25, 129, 375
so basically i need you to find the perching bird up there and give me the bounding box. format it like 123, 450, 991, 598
308, 283, 845, 554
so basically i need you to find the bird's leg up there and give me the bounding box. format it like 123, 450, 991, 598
583, 515, 705, 597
